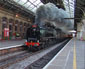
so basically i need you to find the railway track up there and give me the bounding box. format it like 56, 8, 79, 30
0, 39, 70, 69
0, 47, 48, 69
0, 51, 33, 69
25, 39, 69, 69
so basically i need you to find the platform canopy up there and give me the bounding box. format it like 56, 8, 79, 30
13, 0, 43, 12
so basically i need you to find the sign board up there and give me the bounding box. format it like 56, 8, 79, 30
4, 28, 9, 37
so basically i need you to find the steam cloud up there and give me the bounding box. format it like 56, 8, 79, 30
35, 3, 74, 33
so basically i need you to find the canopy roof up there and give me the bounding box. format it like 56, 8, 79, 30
63, 0, 75, 18
13, 0, 43, 12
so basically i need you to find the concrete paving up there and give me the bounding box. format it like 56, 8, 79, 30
0, 39, 25, 48
43, 38, 85, 69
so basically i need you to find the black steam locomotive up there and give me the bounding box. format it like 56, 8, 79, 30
24, 24, 66, 51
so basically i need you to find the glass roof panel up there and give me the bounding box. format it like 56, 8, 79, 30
29, 0, 41, 5
29, 0, 36, 3
13, 0, 20, 2
24, 2, 31, 8
28, 4, 34, 8
38, 3, 43, 7
18, 0, 27, 5
27, 5, 35, 10
31, 7, 37, 12
63, 0, 75, 18
13, 0, 43, 13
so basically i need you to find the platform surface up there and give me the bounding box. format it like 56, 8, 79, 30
43, 38, 85, 69
0, 39, 25, 49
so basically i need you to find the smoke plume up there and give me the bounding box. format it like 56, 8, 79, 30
35, 3, 74, 33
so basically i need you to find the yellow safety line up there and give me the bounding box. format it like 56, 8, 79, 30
73, 38, 77, 69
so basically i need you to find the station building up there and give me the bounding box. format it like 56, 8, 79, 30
0, 7, 32, 40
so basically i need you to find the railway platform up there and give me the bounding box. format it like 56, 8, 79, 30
43, 38, 85, 69
0, 39, 25, 49
0, 39, 25, 55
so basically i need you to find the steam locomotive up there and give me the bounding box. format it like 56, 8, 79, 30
24, 24, 68, 51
